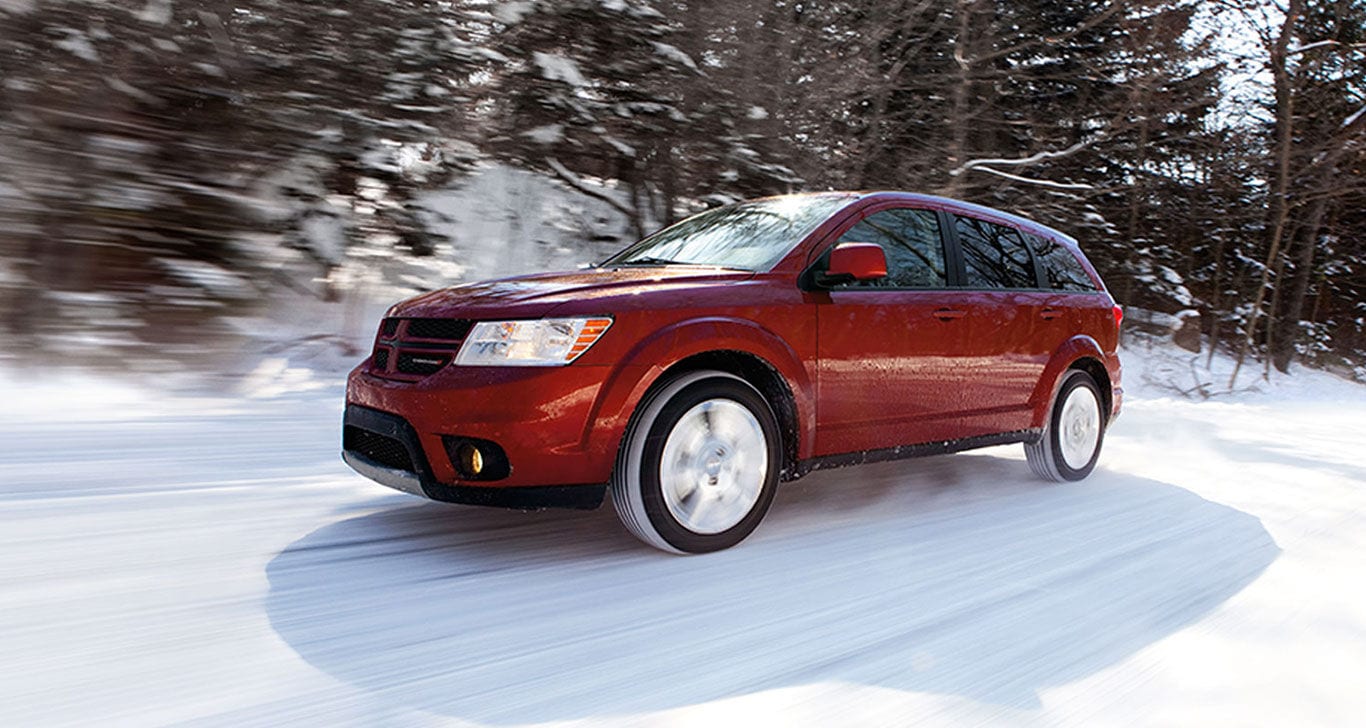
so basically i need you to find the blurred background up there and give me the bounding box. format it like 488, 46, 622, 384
0, 0, 1362, 386
5, 4, 1366, 726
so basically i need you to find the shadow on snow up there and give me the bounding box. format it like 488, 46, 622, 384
266, 450, 1277, 723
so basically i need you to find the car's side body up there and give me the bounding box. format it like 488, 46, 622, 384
343, 191, 1121, 525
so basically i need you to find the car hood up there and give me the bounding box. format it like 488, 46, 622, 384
390, 267, 756, 319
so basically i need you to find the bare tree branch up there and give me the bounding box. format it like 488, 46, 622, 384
949, 136, 1102, 177
1288, 39, 1366, 55
545, 158, 635, 218
966, 166, 1095, 191
545, 157, 643, 238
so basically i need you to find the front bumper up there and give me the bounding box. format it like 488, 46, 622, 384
342, 404, 605, 510
346, 359, 637, 489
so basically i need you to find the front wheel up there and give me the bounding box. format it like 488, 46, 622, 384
611, 371, 781, 554
1025, 369, 1106, 482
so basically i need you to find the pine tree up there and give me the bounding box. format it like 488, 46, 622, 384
1266, 0, 1366, 372
0, 0, 483, 366
483, 0, 699, 234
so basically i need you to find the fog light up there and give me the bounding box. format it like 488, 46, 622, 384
443, 436, 510, 481
458, 444, 484, 476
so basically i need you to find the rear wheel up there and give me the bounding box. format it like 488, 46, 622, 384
1026, 369, 1105, 482
611, 371, 781, 554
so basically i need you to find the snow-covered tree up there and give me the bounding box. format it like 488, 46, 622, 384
0, 0, 485, 365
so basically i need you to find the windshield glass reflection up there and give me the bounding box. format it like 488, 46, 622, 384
602, 194, 853, 271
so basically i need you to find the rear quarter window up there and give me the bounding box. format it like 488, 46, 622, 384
1024, 233, 1097, 292
954, 214, 1037, 289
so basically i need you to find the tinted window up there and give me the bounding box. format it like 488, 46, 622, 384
1025, 232, 1096, 292
833, 208, 946, 288
955, 215, 1037, 289
602, 194, 852, 272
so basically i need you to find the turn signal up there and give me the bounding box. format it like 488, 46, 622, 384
565, 318, 614, 361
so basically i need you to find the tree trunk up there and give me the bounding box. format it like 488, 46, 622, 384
856, 57, 907, 189
1122, 91, 1153, 330
1262, 245, 1289, 377
628, 173, 645, 240
1205, 230, 1227, 369
1229, 0, 1303, 387
943, 0, 983, 199
1271, 196, 1327, 373
660, 144, 678, 226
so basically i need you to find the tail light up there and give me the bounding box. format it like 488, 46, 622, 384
1112, 304, 1124, 330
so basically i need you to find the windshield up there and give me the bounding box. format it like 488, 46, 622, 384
601, 194, 853, 271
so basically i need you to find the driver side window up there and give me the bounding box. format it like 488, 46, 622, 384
832, 208, 946, 288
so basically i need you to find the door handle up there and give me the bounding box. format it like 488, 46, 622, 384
933, 308, 966, 321
1040, 308, 1063, 320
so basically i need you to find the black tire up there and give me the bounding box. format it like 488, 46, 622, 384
1025, 369, 1106, 482
611, 370, 782, 554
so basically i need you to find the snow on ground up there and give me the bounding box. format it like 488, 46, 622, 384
2, 343, 1365, 727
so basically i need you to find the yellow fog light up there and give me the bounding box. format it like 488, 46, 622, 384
444, 437, 508, 481
458, 444, 484, 476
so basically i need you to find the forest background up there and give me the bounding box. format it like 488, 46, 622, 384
1, 0, 1361, 386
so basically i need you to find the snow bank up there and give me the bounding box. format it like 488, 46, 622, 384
1120, 332, 1366, 405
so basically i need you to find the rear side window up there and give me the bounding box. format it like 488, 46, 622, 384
834, 208, 946, 288
954, 215, 1037, 289
1024, 233, 1097, 292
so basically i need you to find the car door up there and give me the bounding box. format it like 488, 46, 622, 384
813, 206, 973, 456
949, 213, 1059, 435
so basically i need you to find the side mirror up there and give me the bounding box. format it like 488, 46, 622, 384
819, 242, 887, 286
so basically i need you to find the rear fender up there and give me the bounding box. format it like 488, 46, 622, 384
1030, 335, 1107, 430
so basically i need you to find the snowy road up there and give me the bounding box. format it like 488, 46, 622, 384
3, 361, 1365, 727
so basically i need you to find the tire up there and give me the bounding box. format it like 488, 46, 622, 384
611, 370, 782, 554
1025, 369, 1106, 482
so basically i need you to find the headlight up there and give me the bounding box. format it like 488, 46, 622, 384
455, 317, 613, 366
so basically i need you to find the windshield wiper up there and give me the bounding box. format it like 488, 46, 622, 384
607, 256, 752, 272
614, 256, 684, 267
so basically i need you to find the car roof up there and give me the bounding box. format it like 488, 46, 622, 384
736, 190, 1081, 250
753, 190, 1078, 248
852, 191, 1079, 247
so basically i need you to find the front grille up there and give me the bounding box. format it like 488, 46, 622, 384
397, 352, 451, 375
344, 426, 414, 472
370, 317, 469, 380
405, 318, 472, 340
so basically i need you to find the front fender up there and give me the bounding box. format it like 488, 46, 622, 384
1029, 335, 1108, 430
586, 316, 816, 464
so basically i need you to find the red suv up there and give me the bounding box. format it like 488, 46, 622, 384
343, 192, 1122, 553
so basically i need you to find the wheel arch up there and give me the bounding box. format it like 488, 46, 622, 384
1030, 335, 1114, 430
592, 316, 812, 483
639, 350, 802, 481
1067, 356, 1112, 424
